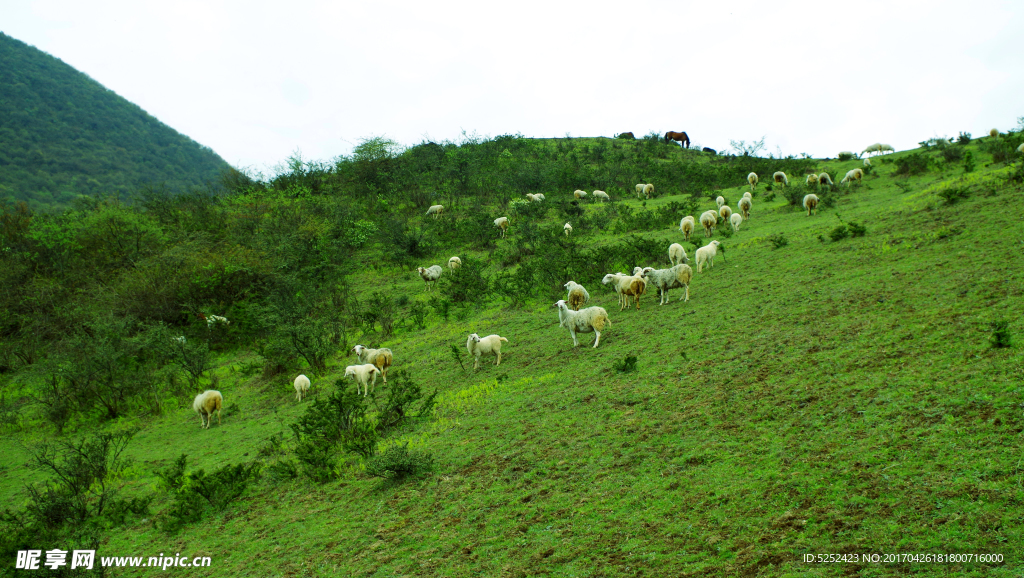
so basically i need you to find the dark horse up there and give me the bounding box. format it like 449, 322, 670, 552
664, 131, 690, 148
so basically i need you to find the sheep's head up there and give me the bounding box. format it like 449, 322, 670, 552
344, 366, 356, 377
468, 333, 481, 343
601, 274, 616, 285
352, 345, 365, 356
553, 300, 568, 310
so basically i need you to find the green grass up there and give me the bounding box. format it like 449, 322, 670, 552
2, 138, 1023, 576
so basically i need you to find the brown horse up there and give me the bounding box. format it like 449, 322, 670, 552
664, 131, 690, 148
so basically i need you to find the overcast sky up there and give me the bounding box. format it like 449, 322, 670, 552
3, 0, 1022, 172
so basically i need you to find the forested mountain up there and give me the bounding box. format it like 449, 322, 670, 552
0, 32, 231, 210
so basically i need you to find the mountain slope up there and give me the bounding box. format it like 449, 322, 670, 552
0, 32, 231, 209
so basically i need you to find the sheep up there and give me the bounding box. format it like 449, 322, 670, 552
679, 216, 696, 241
173, 336, 187, 344
448, 256, 462, 274
635, 183, 645, 199
716, 195, 726, 209
840, 169, 862, 187
719, 205, 732, 223
863, 158, 872, 167
425, 204, 444, 219
642, 263, 693, 304
564, 280, 591, 311
803, 193, 819, 216
737, 197, 752, 220
553, 300, 610, 348
494, 216, 510, 238
574, 189, 588, 200
695, 240, 721, 273
344, 364, 379, 396
772, 171, 789, 187
748, 172, 758, 190
879, 144, 894, 154
699, 210, 718, 237
1018, 143, 1024, 154
352, 344, 393, 383
294, 374, 310, 402
207, 314, 229, 327
592, 190, 610, 202
742, 191, 752, 200
601, 273, 645, 310
643, 183, 655, 199
862, 143, 882, 156
818, 173, 834, 189
668, 243, 689, 266
729, 212, 743, 232
417, 265, 443, 290
564, 222, 573, 236
192, 390, 222, 429
838, 150, 857, 159
990, 128, 999, 138
466, 333, 509, 369
534, 193, 546, 201
806, 173, 819, 187
525, 193, 539, 202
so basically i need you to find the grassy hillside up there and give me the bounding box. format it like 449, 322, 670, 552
1, 131, 1023, 576
0, 33, 232, 211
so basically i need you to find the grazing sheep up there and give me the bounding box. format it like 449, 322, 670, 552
417, 265, 443, 291
425, 204, 444, 219
840, 169, 862, 187
838, 150, 857, 159
737, 197, 752, 220
773, 171, 789, 187
990, 128, 999, 138
494, 216, 510, 238
729, 212, 743, 232
803, 193, 819, 216
668, 243, 689, 266
699, 210, 718, 237
294, 374, 310, 402
719, 205, 732, 223
643, 183, 654, 199
806, 173, 819, 187
554, 300, 610, 348
601, 273, 645, 311
679, 216, 696, 241
818, 173, 834, 189
716, 196, 726, 209
534, 193, 546, 201
564, 222, 573, 236
448, 256, 462, 274
466, 333, 509, 369
525, 193, 539, 202
574, 189, 588, 200
747, 172, 758, 191
642, 263, 694, 304
352, 345, 393, 383
564, 280, 591, 311
592, 190, 610, 202
742, 191, 752, 200
879, 144, 894, 154
192, 390, 222, 429
863, 158, 872, 167
695, 240, 721, 273
635, 183, 645, 199
1018, 143, 1024, 154
862, 143, 882, 156
344, 364, 380, 396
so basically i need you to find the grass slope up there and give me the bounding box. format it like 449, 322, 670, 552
2, 139, 1023, 576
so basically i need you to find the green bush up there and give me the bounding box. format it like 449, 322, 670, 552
158, 456, 261, 532
963, 151, 975, 173
894, 153, 930, 176
957, 132, 972, 145
936, 185, 970, 205
364, 443, 434, 482
614, 355, 638, 373
990, 321, 1011, 348
767, 233, 788, 249
438, 256, 490, 304
838, 151, 856, 161
829, 224, 849, 242
847, 222, 867, 237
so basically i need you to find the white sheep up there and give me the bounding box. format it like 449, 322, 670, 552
806, 173, 819, 187
494, 216, 510, 238
344, 364, 379, 396
838, 150, 857, 159
642, 263, 693, 304
862, 143, 882, 156
1018, 143, 1024, 154
425, 204, 444, 219
448, 256, 462, 274
534, 193, 546, 201
554, 300, 610, 348
352, 345, 393, 383
695, 240, 721, 273
729, 212, 743, 232
879, 144, 894, 154
601, 273, 645, 311
574, 189, 588, 200
564, 281, 591, 311
737, 197, 752, 221
635, 183, 645, 199
466, 333, 509, 369
863, 158, 872, 167
417, 265, 443, 291
699, 210, 718, 237
773, 171, 789, 187
840, 169, 862, 187
173, 336, 187, 344
716, 196, 726, 209
525, 193, 538, 202
803, 193, 819, 216
742, 191, 752, 200
207, 314, 229, 327
679, 216, 696, 241
818, 173, 834, 189
990, 128, 999, 138
643, 183, 654, 199
668, 243, 688, 266
592, 190, 610, 202
747, 172, 758, 191
719, 205, 732, 223
294, 374, 310, 402
564, 222, 573, 236
192, 390, 222, 429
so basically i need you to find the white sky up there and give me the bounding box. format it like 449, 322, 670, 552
3, 0, 1022, 172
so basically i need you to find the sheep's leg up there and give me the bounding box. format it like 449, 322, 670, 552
593, 329, 601, 348
682, 284, 689, 302
371, 371, 378, 394
570, 329, 579, 347
474, 355, 480, 370
217, 410, 221, 426
496, 350, 501, 366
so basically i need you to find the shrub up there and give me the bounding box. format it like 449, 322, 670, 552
847, 222, 867, 237
158, 456, 261, 532
614, 355, 638, 373
936, 185, 970, 205
364, 443, 434, 482
963, 151, 975, 173
362, 291, 397, 339
409, 301, 428, 330
894, 153, 930, 176
829, 224, 849, 242
438, 256, 490, 304
939, 142, 964, 162
990, 321, 1011, 348
838, 151, 856, 161
767, 233, 789, 249
428, 295, 451, 321
957, 132, 972, 145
